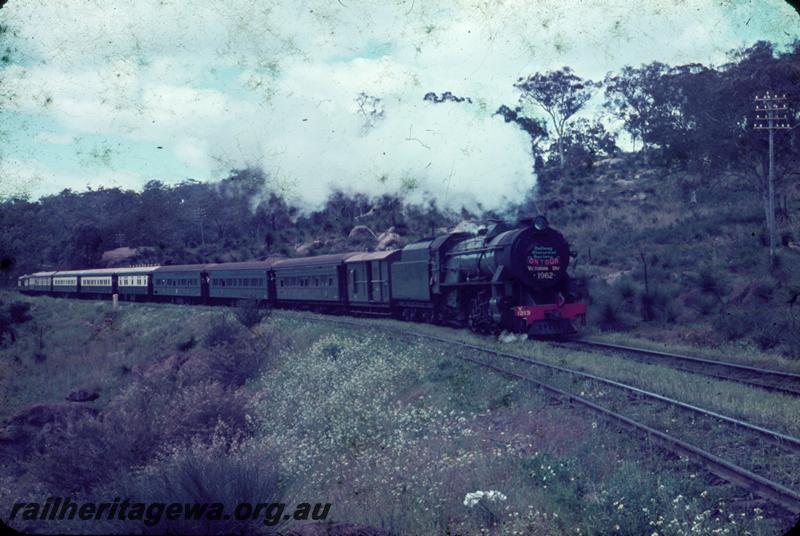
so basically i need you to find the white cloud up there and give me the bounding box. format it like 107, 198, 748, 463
1, 0, 798, 208
174, 137, 213, 171
0, 157, 145, 199
33, 132, 74, 145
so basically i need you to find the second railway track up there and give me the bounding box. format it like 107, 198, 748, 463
563, 339, 800, 397
296, 313, 800, 515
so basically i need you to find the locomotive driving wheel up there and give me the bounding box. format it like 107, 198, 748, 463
468, 293, 497, 335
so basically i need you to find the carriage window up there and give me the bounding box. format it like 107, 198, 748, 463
352, 270, 357, 293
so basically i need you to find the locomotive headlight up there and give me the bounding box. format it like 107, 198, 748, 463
533, 215, 549, 231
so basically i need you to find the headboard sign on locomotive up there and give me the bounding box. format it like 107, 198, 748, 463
527, 244, 562, 281
18, 217, 586, 338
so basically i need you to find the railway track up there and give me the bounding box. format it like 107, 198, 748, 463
564, 339, 800, 397
298, 314, 800, 515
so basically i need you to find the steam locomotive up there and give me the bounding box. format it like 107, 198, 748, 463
18, 216, 586, 337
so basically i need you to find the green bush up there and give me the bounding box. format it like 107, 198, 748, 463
0, 300, 33, 346
751, 314, 786, 351
176, 335, 197, 352
234, 299, 271, 330
203, 316, 247, 348
753, 281, 775, 302
596, 300, 623, 331
200, 344, 265, 388
23, 351, 252, 494
781, 322, 800, 359
639, 292, 657, 322
695, 266, 727, 297
615, 277, 636, 302
712, 309, 753, 341
8, 301, 32, 324
108, 436, 286, 535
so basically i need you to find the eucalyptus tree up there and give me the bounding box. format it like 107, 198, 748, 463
514, 67, 596, 170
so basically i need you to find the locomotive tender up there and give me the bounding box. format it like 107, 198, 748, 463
17, 217, 586, 337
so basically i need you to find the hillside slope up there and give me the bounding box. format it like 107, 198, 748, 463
536, 154, 800, 356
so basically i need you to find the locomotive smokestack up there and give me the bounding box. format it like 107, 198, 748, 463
518, 215, 549, 231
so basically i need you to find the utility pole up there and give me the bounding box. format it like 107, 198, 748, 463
754, 92, 791, 262
195, 206, 207, 247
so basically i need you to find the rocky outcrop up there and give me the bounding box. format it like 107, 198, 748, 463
100, 246, 155, 266
295, 240, 323, 256
347, 225, 376, 240
376, 227, 401, 250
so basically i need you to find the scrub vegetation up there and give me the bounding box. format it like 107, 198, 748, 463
0, 295, 794, 534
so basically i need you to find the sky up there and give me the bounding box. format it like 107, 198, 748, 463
0, 0, 798, 210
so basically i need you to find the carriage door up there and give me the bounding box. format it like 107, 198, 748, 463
366, 261, 374, 301
371, 261, 384, 302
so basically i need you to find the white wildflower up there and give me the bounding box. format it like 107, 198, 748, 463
463, 490, 507, 507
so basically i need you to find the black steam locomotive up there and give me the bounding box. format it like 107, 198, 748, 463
19, 216, 586, 337
391, 215, 586, 336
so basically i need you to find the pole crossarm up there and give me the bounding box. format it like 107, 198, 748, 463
752, 92, 793, 261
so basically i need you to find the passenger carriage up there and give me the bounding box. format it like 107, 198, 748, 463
27, 271, 56, 293
75, 268, 116, 298
152, 265, 207, 303
206, 260, 277, 304
272, 253, 355, 309
116, 266, 159, 301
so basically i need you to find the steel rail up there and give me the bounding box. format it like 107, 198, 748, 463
303, 315, 800, 451
565, 339, 800, 397
424, 334, 800, 451
453, 352, 800, 515
299, 315, 800, 514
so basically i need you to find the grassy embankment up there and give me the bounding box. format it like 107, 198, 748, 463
0, 293, 792, 535
538, 157, 800, 359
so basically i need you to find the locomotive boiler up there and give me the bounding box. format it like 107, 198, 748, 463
443, 216, 585, 335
